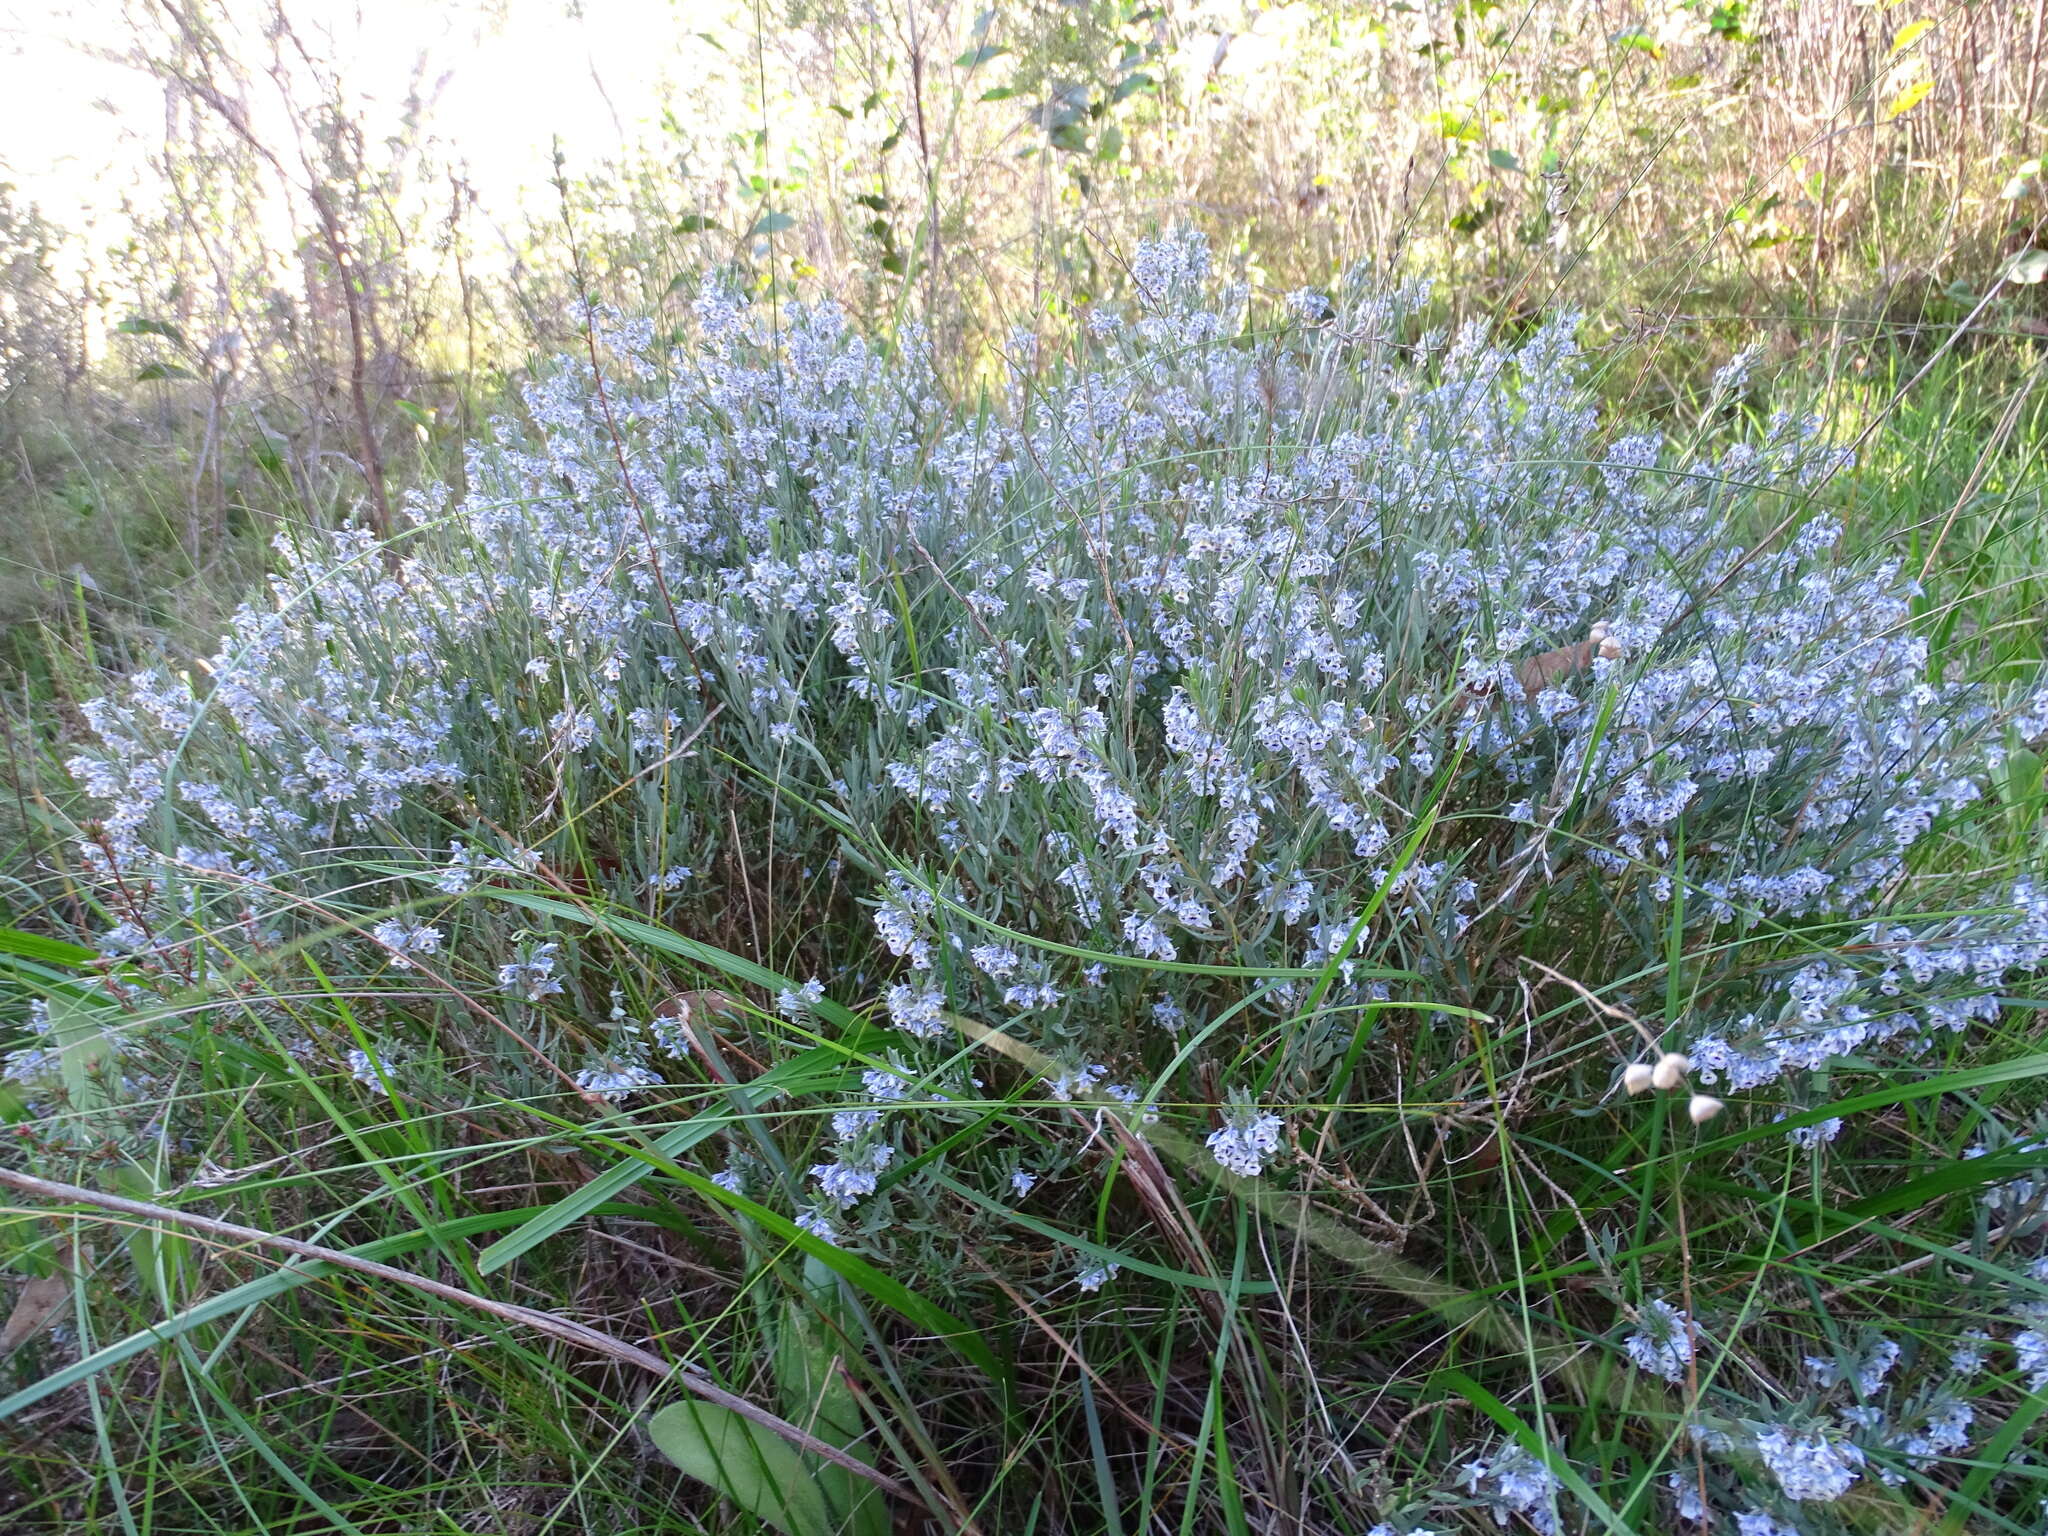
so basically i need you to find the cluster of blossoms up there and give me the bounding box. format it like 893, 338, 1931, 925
370, 918, 442, 965
1455, 1444, 1562, 1534
1688, 881, 2048, 1098
1753, 1424, 1866, 1503
1621, 1075, 2045, 1526
1207, 1094, 1286, 1177
801, 1060, 911, 1228
810, 1138, 895, 1209
496, 942, 566, 1003
1622, 1297, 1696, 1383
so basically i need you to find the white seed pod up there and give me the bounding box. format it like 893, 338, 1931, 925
1622, 1062, 1656, 1096
1651, 1052, 1691, 1091
1688, 1094, 1725, 1125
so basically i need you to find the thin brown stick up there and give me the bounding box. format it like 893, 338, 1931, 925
0, 1167, 912, 1500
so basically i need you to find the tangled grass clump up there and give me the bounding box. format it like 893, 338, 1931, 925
10, 231, 2048, 1533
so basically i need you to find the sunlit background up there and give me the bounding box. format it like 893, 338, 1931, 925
2, 1, 756, 284
3, 0, 1372, 306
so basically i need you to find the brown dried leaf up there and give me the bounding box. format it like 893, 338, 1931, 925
1, 1239, 76, 1357
653, 988, 746, 1021
1515, 639, 1598, 697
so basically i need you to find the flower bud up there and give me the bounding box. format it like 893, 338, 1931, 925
1688, 1094, 1725, 1125
1651, 1051, 1691, 1090
1622, 1062, 1656, 1095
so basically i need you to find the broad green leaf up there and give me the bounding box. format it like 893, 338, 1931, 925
0, 928, 95, 967
776, 1258, 860, 1441
115, 316, 185, 344
1426, 110, 1481, 143
774, 1259, 887, 1536
1997, 746, 2043, 807
647, 1400, 833, 1536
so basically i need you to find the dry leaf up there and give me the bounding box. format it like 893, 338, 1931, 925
1, 1238, 76, 1357
1515, 639, 1599, 697
654, 988, 746, 1022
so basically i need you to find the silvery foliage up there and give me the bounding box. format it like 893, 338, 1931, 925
1645, 1113, 2048, 1525
1654, 1154, 2046, 1526
54, 230, 2048, 1116
33, 230, 2048, 1521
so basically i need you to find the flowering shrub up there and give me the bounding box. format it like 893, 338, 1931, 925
17, 231, 2048, 1530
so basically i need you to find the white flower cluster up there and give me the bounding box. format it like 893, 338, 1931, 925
1754, 1425, 1864, 1502
1622, 1298, 1695, 1383
1455, 1444, 1561, 1534
1206, 1097, 1285, 1178
1666, 1284, 2041, 1524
